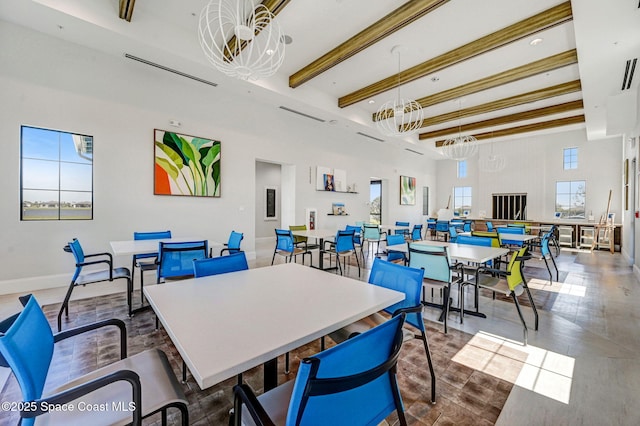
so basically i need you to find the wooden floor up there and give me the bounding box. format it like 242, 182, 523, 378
0, 240, 638, 425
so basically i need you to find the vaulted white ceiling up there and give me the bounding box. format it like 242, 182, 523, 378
1, 0, 638, 158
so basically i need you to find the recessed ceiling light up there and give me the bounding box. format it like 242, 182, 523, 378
368, 99, 375, 104
430, 76, 439, 82
281, 35, 293, 45
530, 38, 543, 46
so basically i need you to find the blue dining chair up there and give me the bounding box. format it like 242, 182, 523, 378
435, 220, 449, 241
383, 233, 408, 264
497, 226, 525, 248
408, 244, 462, 334
410, 224, 423, 241
232, 313, 409, 425
427, 218, 437, 239
60, 238, 131, 331
272, 229, 313, 266
323, 229, 360, 276
485, 220, 494, 232
218, 230, 244, 256
345, 224, 364, 262
0, 295, 188, 426
132, 230, 171, 305
448, 225, 459, 243
157, 240, 209, 283
362, 223, 386, 256
394, 221, 410, 238
329, 258, 437, 404
193, 252, 249, 277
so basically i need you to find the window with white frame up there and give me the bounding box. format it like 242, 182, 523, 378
457, 160, 467, 178
21, 126, 93, 221
555, 180, 585, 218
453, 186, 472, 216
563, 147, 578, 170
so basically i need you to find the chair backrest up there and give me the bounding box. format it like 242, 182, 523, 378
456, 235, 493, 247
485, 221, 494, 231
133, 230, 172, 260
386, 234, 406, 246
471, 231, 500, 247
66, 238, 85, 265
286, 313, 406, 425
435, 221, 449, 232
134, 230, 172, 241
395, 221, 409, 227
345, 225, 362, 244
226, 231, 244, 252
368, 258, 424, 329
463, 220, 472, 232
289, 225, 308, 245
193, 252, 248, 278
505, 247, 528, 295
157, 240, 208, 280
448, 226, 458, 239
335, 230, 356, 252
411, 224, 423, 240
363, 224, 381, 240
540, 234, 551, 258
408, 244, 452, 284
0, 295, 54, 420
275, 229, 295, 253
497, 226, 524, 235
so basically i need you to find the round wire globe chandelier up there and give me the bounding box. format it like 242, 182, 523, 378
198, 0, 285, 81
441, 134, 478, 161
374, 46, 424, 137
375, 98, 424, 137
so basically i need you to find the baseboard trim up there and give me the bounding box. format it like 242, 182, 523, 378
0, 273, 71, 296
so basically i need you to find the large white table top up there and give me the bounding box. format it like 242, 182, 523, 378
143, 263, 404, 390
386, 240, 509, 264
110, 237, 218, 257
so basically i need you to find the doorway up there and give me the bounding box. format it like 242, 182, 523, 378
370, 180, 382, 224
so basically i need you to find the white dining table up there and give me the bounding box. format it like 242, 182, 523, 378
388, 240, 510, 318
110, 237, 220, 257
289, 228, 337, 270
143, 262, 404, 391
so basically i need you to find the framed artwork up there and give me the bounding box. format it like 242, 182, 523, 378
422, 187, 429, 215
400, 175, 416, 205
323, 174, 335, 191
265, 187, 277, 220
154, 129, 221, 197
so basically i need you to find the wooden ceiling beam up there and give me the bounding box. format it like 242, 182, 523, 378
433, 115, 585, 147
413, 79, 581, 130
375, 49, 578, 122
418, 99, 583, 140
224, 0, 292, 61
339, 1, 573, 108
119, 0, 136, 22
289, 0, 449, 88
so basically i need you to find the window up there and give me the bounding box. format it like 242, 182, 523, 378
492, 193, 527, 220
370, 180, 382, 224
556, 180, 586, 219
21, 126, 93, 221
457, 160, 467, 178
563, 147, 578, 170
453, 186, 472, 216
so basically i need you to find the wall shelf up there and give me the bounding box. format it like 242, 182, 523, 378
316, 190, 358, 194
327, 213, 350, 216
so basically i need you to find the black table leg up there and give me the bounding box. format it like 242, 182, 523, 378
264, 358, 278, 391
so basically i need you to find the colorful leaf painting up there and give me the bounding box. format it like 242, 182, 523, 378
400, 175, 416, 205
154, 129, 221, 197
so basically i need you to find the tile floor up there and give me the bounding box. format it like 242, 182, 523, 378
0, 238, 639, 425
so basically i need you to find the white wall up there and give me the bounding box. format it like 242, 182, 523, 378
436, 131, 623, 222
0, 21, 437, 293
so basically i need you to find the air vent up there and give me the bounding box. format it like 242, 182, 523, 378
124, 54, 218, 87
405, 148, 424, 155
621, 58, 637, 90
356, 132, 384, 142
278, 106, 326, 122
